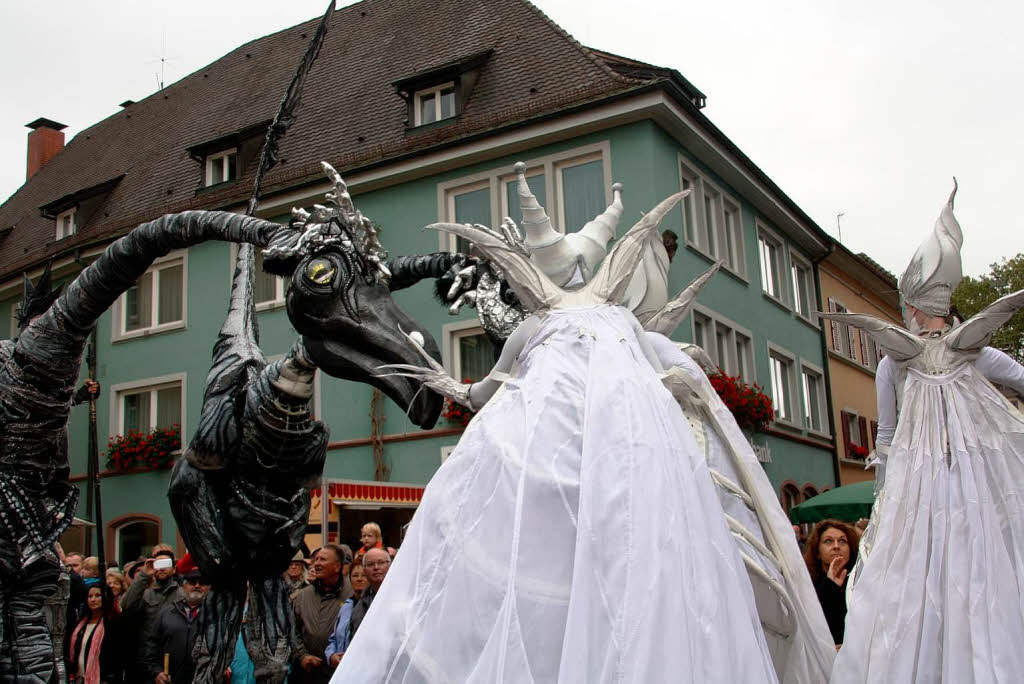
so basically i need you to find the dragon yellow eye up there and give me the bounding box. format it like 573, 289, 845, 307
306, 258, 335, 285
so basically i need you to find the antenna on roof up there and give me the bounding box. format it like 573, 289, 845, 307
147, 25, 176, 91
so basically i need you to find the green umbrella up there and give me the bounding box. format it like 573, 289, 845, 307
789, 480, 875, 524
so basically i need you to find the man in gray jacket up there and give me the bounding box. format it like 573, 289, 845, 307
291, 544, 353, 684
121, 547, 183, 670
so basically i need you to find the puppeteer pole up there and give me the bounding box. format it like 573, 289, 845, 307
87, 326, 105, 567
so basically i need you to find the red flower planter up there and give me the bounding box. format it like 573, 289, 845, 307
707, 371, 774, 434
106, 424, 181, 472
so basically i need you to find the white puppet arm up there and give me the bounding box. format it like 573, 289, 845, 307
376, 316, 540, 413
976, 346, 1024, 396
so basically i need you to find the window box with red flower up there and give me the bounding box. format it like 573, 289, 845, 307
106, 424, 181, 472
707, 371, 774, 434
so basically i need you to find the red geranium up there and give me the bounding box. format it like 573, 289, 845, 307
707, 371, 774, 433
106, 424, 181, 472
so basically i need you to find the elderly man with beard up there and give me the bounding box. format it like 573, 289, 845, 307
285, 550, 310, 595
347, 547, 391, 642
291, 544, 353, 683
143, 569, 210, 683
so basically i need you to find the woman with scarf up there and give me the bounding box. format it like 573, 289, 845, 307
65, 583, 123, 683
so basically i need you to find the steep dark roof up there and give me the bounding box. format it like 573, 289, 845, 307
0, 0, 640, 280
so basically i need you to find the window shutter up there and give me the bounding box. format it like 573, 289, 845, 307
840, 410, 851, 459
828, 298, 841, 351
858, 329, 871, 366
858, 416, 868, 448
847, 324, 859, 362
870, 419, 879, 448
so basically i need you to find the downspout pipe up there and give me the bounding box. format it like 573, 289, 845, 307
74, 250, 104, 567
812, 243, 841, 488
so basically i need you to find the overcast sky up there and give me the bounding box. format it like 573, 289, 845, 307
1, 0, 1020, 277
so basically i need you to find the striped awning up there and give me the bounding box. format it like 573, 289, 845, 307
311, 480, 424, 505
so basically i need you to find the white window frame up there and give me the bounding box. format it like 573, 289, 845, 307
789, 250, 815, 323
677, 155, 747, 279
757, 221, 788, 307
441, 319, 492, 381
691, 304, 754, 381
413, 81, 456, 126
828, 298, 860, 362
109, 372, 187, 442
112, 250, 188, 341
440, 445, 456, 463
799, 360, 830, 437
436, 142, 612, 252
767, 342, 798, 427
205, 148, 237, 187
55, 207, 77, 241
230, 244, 286, 311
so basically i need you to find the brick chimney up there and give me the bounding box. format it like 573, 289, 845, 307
26, 118, 67, 180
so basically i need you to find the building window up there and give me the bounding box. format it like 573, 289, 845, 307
117, 252, 186, 338
758, 227, 785, 301
446, 181, 491, 254
840, 409, 869, 460
554, 154, 605, 232
116, 377, 183, 435
768, 345, 796, 423
780, 482, 801, 514
692, 310, 712, 353
449, 326, 495, 382
827, 298, 860, 361
678, 160, 746, 276
720, 197, 743, 275
438, 143, 610, 252
790, 254, 814, 319
801, 363, 827, 433
692, 305, 754, 381
860, 330, 879, 371
205, 148, 237, 186
802, 485, 819, 501
111, 516, 160, 565
413, 82, 456, 126
679, 162, 700, 248
55, 207, 77, 240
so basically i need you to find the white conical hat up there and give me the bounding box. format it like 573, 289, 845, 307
513, 162, 622, 288
898, 181, 963, 317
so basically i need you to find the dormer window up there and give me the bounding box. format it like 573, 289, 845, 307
205, 148, 237, 186
55, 207, 77, 240
394, 49, 493, 131
414, 82, 456, 126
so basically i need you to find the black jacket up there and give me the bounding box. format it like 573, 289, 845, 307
814, 574, 848, 645
348, 584, 379, 643
142, 599, 203, 683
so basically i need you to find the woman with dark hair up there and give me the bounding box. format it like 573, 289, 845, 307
803, 519, 858, 647
65, 583, 123, 683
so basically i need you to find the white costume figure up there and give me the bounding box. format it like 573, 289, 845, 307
332, 184, 781, 683
822, 184, 1024, 683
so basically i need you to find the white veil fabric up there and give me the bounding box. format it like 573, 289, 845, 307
331, 190, 784, 683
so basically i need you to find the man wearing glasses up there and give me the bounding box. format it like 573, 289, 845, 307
348, 548, 391, 641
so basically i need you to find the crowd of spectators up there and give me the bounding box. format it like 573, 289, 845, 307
49, 520, 398, 682
51, 511, 866, 679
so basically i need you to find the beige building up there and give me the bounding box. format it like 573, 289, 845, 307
819, 245, 901, 485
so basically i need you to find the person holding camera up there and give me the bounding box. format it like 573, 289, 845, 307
120, 545, 183, 678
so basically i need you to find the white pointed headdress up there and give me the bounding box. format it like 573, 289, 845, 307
513, 161, 622, 288
898, 181, 963, 318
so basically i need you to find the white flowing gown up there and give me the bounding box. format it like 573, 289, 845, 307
833, 357, 1024, 683
332, 305, 777, 683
